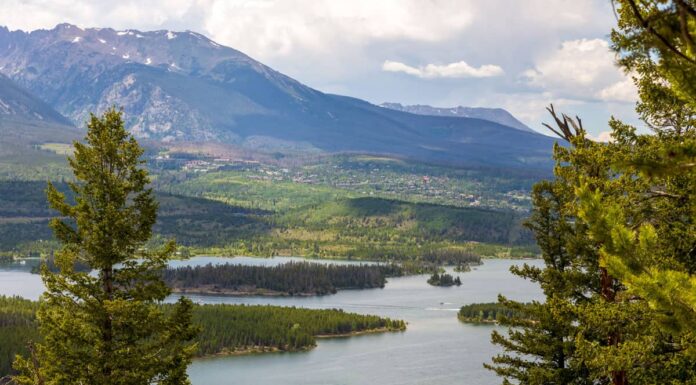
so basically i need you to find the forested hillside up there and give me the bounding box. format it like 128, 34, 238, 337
0, 180, 536, 260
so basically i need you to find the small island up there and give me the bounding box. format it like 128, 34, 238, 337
161, 261, 405, 296
457, 302, 528, 324
427, 272, 461, 287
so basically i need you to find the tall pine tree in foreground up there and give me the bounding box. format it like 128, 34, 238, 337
488, 1, 696, 384
485, 114, 610, 385
13, 108, 198, 385
572, 0, 696, 379
579, 0, 696, 334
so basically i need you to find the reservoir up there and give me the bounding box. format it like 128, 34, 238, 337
0, 257, 543, 385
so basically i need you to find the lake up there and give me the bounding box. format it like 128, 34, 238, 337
0, 256, 544, 385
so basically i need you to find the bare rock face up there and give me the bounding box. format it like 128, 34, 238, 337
0, 23, 278, 141
0, 23, 557, 169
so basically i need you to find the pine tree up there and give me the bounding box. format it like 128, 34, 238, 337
490, 2, 696, 384
13, 108, 198, 385
560, 5, 696, 382
485, 147, 604, 385
577, 0, 696, 335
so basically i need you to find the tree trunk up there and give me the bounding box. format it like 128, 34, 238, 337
102, 266, 114, 384
600, 267, 628, 385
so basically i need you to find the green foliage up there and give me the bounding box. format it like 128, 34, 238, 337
12, 109, 197, 385
0, 296, 405, 378
154, 154, 543, 211
193, 304, 405, 356
612, 0, 696, 113
486, 3, 696, 385
0, 180, 533, 261
458, 302, 528, 324
486, 171, 600, 385
0, 296, 39, 380
426, 272, 461, 287
161, 262, 404, 296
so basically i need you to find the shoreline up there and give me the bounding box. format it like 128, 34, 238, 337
457, 316, 498, 325
169, 286, 382, 297
171, 287, 322, 297
315, 326, 404, 338
196, 327, 405, 359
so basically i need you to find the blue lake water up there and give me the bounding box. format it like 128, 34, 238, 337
0, 256, 544, 385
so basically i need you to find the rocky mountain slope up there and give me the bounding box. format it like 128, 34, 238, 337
0, 73, 72, 126
380, 103, 534, 133
0, 24, 557, 169
0, 74, 79, 171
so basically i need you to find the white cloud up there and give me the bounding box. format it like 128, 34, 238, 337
382, 60, 504, 79
588, 130, 614, 142
523, 38, 636, 103
203, 0, 473, 59
596, 77, 637, 102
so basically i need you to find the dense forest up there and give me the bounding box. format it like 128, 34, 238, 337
458, 302, 528, 324
194, 304, 405, 355
0, 296, 405, 378
161, 262, 405, 295
0, 296, 38, 380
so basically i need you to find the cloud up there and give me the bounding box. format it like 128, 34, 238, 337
588, 130, 614, 142
203, 0, 474, 59
596, 77, 638, 102
382, 60, 504, 79
523, 38, 636, 103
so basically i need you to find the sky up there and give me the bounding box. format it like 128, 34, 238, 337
0, 0, 641, 138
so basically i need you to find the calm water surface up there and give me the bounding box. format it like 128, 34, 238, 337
0, 256, 543, 385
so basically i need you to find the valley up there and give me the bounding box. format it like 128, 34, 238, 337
0, 19, 551, 385
0, 1, 692, 384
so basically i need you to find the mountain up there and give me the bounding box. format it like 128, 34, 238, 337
0, 73, 72, 126
0, 75, 80, 162
0, 24, 557, 169
380, 103, 534, 133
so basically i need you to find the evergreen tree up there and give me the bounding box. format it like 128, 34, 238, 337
13, 108, 198, 385
486, 170, 601, 384
577, 0, 696, 334
567, 2, 696, 381
489, 2, 696, 384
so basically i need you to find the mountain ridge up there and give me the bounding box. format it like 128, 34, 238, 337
380, 103, 534, 133
0, 23, 557, 169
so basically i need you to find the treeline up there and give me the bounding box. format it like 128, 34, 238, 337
420, 247, 482, 265
0, 296, 405, 378
161, 262, 405, 296
458, 302, 528, 324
